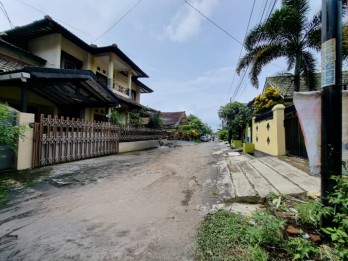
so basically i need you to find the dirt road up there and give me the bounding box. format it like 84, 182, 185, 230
0, 141, 218, 260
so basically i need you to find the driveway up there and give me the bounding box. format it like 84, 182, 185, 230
0, 141, 218, 260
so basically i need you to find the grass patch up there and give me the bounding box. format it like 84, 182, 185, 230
196, 210, 282, 260
0, 181, 9, 205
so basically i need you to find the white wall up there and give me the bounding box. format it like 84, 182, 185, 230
28, 33, 62, 68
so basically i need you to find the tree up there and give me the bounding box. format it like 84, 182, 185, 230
236, 0, 321, 92
253, 87, 282, 114
147, 111, 163, 129
175, 114, 212, 141
218, 102, 252, 140
0, 104, 26, 157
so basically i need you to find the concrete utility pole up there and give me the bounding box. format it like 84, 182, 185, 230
321, 0, 342, 226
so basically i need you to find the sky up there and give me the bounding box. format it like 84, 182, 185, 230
0, 0, 322, 131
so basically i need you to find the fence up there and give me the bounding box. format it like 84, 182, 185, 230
32, 114, 164, 168
284, 106, 308, 159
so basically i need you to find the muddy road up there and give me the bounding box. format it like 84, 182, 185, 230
0, 141, 221, 260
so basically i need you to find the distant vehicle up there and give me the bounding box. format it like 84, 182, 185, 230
200, 134, 209, 142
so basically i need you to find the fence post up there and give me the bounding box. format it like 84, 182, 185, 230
272, 104, 286, 155
16, 112, 35, 170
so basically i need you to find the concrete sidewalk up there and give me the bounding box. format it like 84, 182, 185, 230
212, 143, 320, 203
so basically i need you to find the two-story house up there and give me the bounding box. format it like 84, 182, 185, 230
0, 16, 153, 124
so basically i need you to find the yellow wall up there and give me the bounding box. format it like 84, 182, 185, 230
28, 33, 62, 68
0, 86, 55, 107
252, 104, 286, 156
61, 37, 89, 69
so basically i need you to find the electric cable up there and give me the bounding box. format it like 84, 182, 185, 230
94, 0, 144, 43
183, 0, 242, 45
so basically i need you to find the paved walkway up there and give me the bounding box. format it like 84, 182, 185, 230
212, 143, 320, 203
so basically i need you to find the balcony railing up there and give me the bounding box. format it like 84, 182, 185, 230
115, 83, 129, 96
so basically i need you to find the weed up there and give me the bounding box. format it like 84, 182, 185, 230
250, 245, 268, 261
0, 181, 9, 205
294, 200, 322, 227
247, 211, 285, 245
321, 176, 348, 260
287, 237, 316, 260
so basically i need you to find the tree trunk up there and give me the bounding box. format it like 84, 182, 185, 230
294, 52, 301, 92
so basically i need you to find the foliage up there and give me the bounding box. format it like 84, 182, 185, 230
0, 103, 26, 157
196, 210, 284, 260
287, 237, 317, 260
0, 181, 9, 205
294, 200, 322, 227
236, 0, 322, 92
321, 176, 348, 260
218, 129, 228, 141
246, 211, 285, 246
253, 87, 282, 114
174, 114, 211, 141
110, 108, 122, 125
147, 111, 162, 129
218, 102, 252, 138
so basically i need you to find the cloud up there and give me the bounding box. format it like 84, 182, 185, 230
163, 0, 218, 42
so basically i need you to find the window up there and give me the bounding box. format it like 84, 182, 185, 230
131, 90, 137, 101
96, 72, 108, 87
60, 51, 82, 70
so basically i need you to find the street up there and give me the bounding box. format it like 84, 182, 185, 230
0, 141, 218, 260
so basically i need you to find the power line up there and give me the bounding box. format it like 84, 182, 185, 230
183, 0, 242, 45
226, 0, 257, 103
94, 0, 144, 43
231, 0, 278, 102
14, 0, 92, 41
0, 1, 14, 28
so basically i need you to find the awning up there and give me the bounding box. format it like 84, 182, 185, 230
0, 67, 120, 107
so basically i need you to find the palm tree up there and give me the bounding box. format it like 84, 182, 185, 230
236, 0, 321, 92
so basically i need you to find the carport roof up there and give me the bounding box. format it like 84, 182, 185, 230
0, 67, 120, 107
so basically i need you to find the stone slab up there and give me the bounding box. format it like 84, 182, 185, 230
248, 159, 304, 195
238, 161, 277, 198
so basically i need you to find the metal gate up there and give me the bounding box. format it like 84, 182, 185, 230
284, 106, 308, 159
32, 114, 164, 168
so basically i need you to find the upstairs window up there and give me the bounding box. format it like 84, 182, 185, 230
61, 51, 82, 70
131, 90, 137, 101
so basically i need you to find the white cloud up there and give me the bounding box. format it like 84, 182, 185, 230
163, 0, 218, 42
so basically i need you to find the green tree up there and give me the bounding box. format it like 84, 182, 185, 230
218, 102, 252, 139
0, 104, 26, 157
253, 86, 282, 114
236, 0, 321, 92
147, 111, 163, 129
175, 114, 212, 141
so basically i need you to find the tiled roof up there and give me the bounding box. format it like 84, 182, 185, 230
264, 72, 348, 99
0, 53, 27, 72
2, 16, 147, 78
114, 93, 144, 109
160, 111, 187, 127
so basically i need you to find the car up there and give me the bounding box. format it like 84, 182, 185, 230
200, 134, 209, 142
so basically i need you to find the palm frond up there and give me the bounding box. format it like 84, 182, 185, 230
248, 44, 284, 88
301, 51, 317, 90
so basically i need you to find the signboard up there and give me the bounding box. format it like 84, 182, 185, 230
321, 38, 336, 87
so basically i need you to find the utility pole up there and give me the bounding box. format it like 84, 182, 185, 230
321, 0, 342, 226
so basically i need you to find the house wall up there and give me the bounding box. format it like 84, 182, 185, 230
0, 86, 55, 107
28, 33, 62, 68
61, 37, 89, 69
252, 104, 286, 156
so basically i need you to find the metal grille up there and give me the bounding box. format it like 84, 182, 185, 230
32, 114, 164, 168
284, 113, 308, 159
